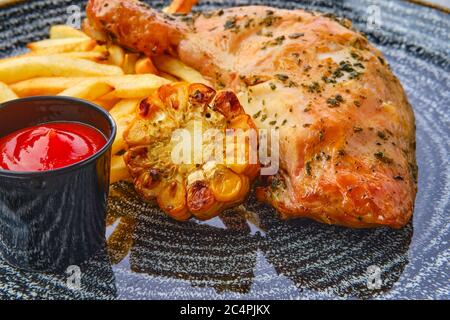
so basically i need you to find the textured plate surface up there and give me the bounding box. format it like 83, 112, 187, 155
0, 0, 449, 300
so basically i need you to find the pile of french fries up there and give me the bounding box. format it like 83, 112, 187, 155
0, 23, 209, 184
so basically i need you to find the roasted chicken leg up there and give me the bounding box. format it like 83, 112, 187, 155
85, 0, 417, 228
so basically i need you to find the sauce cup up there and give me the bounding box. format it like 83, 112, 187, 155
0, 96, 116, 272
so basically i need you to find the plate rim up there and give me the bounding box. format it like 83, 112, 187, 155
0, 0, 449, 14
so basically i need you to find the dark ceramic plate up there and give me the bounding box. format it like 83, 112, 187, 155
0, 0, 449, 300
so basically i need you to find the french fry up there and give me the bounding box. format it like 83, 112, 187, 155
109, 98, 139, 120
110, 99, 140, 154
27, 38, 97, 54
50, 25, 89, 39
153, 55, 210, 85
135, 57, 158, 74
93, 44, 108, 53
108, 45, 125, 67
123, 53, 140, 74
56, 51, 109, 63
0, 81, 18, 103
0, 56, 123, 84
58, 79, 113, 101
106, 74, 170, 99
11, 77, 87, 97
110, 155, 131, 184
159, 71, 179, 82
11, 74, 169, 98
164, 0, 198, 13
93, 98, 120, 110
0, 51, 108, 64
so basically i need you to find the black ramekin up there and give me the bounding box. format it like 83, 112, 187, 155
0, 96, 116, 272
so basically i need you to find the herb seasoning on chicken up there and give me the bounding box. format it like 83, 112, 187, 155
86, 0, 417, 228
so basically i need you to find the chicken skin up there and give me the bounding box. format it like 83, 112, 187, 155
85, 0, 417, 228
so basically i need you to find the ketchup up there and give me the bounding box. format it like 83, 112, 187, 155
0, 122, 106, 172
